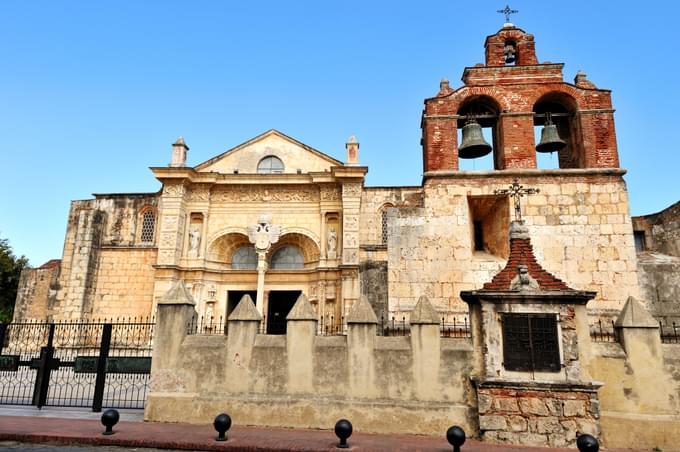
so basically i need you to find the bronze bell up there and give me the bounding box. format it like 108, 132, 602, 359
459, 120, 492, 159
536, 114, 567, 153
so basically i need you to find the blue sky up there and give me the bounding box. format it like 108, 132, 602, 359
1, 1, 678, 265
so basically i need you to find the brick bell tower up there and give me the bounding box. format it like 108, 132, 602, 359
421, 24, 619, 172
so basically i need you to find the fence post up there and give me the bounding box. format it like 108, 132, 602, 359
410, 296, 441, 401
92, 323, 112, 412
346, 295, 378, 398
0, 323, 7, 354
286, 294, 317, 394
32, 323, 57, 408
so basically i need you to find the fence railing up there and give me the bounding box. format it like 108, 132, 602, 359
590, 319, 618, 343
589, 319, 680, 345
187, 314, 471, 338
660, 322, 679, 344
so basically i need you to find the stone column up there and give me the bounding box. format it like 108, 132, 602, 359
286, 294, 317, 394
151, 280, 197, 377
410, 296, 441, 400
157, 184, 187, 266
226, 294, 261, 394
346, 295, 377, 398
255, 250, 267, 315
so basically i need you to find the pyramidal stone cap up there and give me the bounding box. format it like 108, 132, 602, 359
346, 295, 378, 324
158, 280, 196, 306
615, 296, 658, 328
410, 296, 440, 325
287, 293, 317, 321
229, 294, 261, 321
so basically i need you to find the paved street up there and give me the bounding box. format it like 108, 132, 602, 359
0, 442, 184, 452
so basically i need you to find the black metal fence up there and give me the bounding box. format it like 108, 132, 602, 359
590, 319, 619, 343
661, 322, 679, 344
187, 314, 471, 338
589, 319, 680, 345
0, 318, 154, 411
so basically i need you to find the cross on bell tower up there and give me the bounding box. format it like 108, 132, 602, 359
494, 179, 539, 222
497, 5, 518, 25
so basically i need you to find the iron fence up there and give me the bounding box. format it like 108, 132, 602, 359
590, 319, 618, 343
0, 318, 154, 411
660, 322, 679, 344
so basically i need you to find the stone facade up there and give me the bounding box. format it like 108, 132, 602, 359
633, 200, 680, 325
14, 25, 640, 328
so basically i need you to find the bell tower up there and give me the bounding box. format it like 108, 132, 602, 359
421, 24, 620, 173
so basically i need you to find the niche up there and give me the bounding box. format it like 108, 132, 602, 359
187, 213, 204, 258
468, 195, 510, 258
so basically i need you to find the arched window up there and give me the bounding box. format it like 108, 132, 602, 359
257, 155, 284, 174
140, 209, 156, 243
270, 245, 304, 270
232, 245, 257, 269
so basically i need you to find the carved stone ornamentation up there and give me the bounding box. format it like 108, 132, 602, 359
342, 183, 361, 198
213, 186, 318, 203
343, 214, 359, 231
161, 216, 178, 231
163, 184, 186, 197
320, 185, 341, 201
187, 186, 210, 202
344, 232, 359, 249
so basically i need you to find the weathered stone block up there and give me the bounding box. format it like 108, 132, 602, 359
508, 415, 527, 432
536, 417, 562, 434
479, 415, 507, 431
563, 399, 586, 417
519, 397, 549, 416
477, 393, 492, 414
494, 397, 519, 412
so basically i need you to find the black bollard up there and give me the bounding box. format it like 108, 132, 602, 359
446, 425, 466, 452
576, 433, 599, 452
101, 409, 120, 436
334, 419, 353, 449
213, 413, 232, 441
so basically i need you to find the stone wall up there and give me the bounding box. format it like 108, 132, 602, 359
91, 248, 157, 319
389, 172, 638, 317
146, 295, 476, 435
52, 193, 158, 320
633, 200, 680, 325
476, 383, 599, 448
12, 260, 60, 322
359, 260, 388, 320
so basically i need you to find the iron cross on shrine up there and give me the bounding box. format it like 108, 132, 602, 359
494, 179, 539, 222
497, 5, 518, 23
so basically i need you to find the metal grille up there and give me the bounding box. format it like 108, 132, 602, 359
502, 313, 560, 372
0, 320, 153, 410
140, 210, 155, 243
381, 209, 389, 245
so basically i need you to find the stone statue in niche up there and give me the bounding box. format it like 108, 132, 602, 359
510, 264, 539, 291
188, 224, 201, 258
327, 227, 338, 259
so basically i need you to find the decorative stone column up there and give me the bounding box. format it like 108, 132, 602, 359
247, 215, 281, 315
157, 183, 187, 266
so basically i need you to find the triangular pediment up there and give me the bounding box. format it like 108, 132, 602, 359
195, 129, 344, 174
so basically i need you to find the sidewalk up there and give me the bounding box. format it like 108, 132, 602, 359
0, 408, 643, 452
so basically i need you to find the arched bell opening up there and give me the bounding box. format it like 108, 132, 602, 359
533, 92, 580, 169
457, 95, 501, 171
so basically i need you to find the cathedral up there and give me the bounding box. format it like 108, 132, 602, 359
14, 24, 640, 332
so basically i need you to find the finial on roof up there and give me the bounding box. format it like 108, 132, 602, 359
170, 136, 189, 167
438, 78, 452, 96
345, 134, 360, 166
